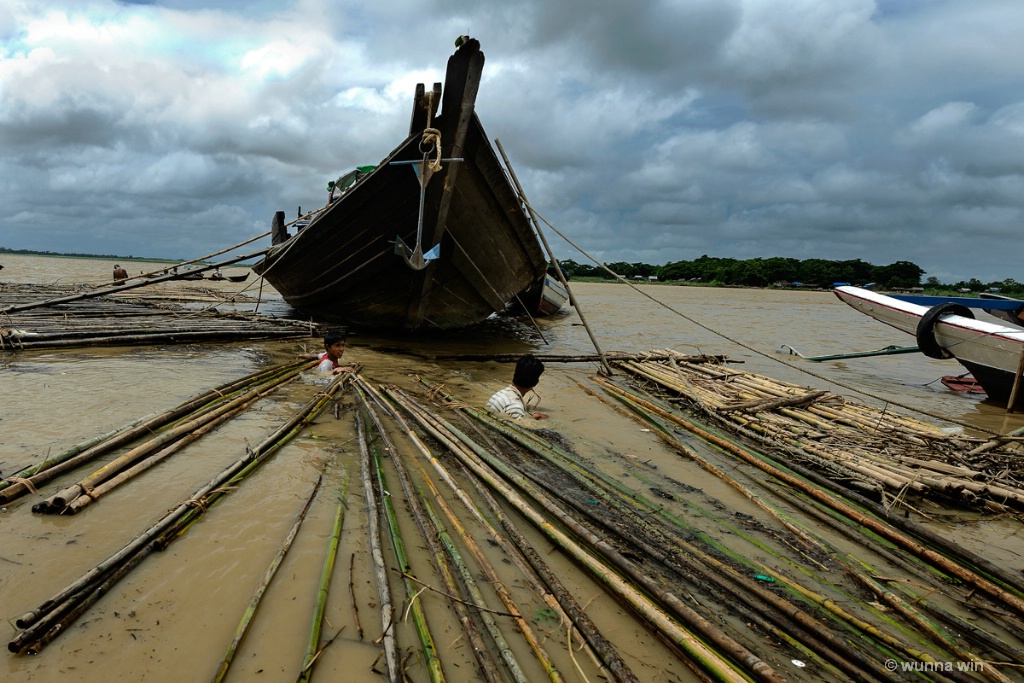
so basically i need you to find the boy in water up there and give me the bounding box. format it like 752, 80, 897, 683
485, 354, 548, 420
315, 330, 355, 375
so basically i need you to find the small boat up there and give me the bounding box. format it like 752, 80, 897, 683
890, 292, 1024, 328
940, 374, 987, 394
517, 268, 570, 316
978, 292, 1024, 326
207, 270, 247, 282
252, 38, 551, 331
834, 285, 1024, 403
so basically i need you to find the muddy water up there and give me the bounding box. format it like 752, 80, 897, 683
2, 254, 1023, 682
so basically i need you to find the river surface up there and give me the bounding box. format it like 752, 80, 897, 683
2, 253, 1022, 682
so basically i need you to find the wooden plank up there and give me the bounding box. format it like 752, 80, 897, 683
408, 82, 441, 134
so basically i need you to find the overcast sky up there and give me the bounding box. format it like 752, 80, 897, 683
1, 0, 1022, 283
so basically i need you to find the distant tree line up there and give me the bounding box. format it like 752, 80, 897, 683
0, 247, 179, 262
2, 245, 1018, 295
559, 256, 1023, 294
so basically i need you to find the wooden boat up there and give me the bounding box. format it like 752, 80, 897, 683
208, 271, 249, 283
978, 292, 1024, 326
834, 285, 1024, 402
890, 292, 1024, 327
252, 38, 550, 331
517, 268, 570, 316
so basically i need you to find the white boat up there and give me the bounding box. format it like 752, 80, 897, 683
537, 274, 569, 316
833, 285, 1024, 402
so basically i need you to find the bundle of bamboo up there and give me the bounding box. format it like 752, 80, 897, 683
0, 283, 311, 350
7, 350, 1024, 682
402, 372, 1024, 682
615, 350, 1024, 511
1, 359, 314, 507
7, 372, 351, 655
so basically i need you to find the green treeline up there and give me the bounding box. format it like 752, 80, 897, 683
2, 245, 1018, 295
560, 255, 1022, 294
0, 247, 179, 263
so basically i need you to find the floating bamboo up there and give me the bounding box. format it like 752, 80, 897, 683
9, 373, 350, 654
211, 474, 324, 683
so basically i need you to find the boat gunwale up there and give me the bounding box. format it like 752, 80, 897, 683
834, 286, 1024, 344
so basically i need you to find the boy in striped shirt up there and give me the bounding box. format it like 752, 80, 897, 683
485, 354, 548, 420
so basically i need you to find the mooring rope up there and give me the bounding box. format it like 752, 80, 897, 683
524, 203, 996, 435
420, 91, 443, 172
421, 128, 443, 172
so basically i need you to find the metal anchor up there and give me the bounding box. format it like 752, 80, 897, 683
391, 152, 462, 270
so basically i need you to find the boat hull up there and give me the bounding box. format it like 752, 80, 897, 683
253, 42, 547, 331
537, 276, 570, 316
834, 286, 1024, 402
516, 273, 570, 317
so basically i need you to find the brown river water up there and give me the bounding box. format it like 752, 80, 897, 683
2, 253, 1023, 682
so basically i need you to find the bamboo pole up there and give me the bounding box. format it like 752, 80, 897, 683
384, 387, 629, 682
9, 374, 350, 653
36, 365, 304, 514
451, 393, 879, 683
157, 377, 349, 545
357, 386, 509, 683
298, 478, 350, 683
415, 378, 831, 683
842, 561, 1014, 683
2, 327, 310, 351
575, 379, 828, 554
394, 395, 756, 682
423, 374, 1024, 679
211, 474, 324, 683
420, 494, 529, 683
884, 579, 1024, 667
355, 412, 400, 683
495, 139, 613, 376
66, 395, 262, 514
458, 374, 999, 679
361, 383, 553, 682
1, 359, 313, 504
593, 375, 1024, 619
368, 437, 445, 683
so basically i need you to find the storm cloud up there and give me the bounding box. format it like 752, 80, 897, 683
2, 0, 1022, 283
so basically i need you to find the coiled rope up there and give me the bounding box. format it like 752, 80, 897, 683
420, 91, 443, 172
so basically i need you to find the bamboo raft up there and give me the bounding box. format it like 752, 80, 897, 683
5, 350, 1024, 682
613, 350, 1024, 512
0, 283, 312, 349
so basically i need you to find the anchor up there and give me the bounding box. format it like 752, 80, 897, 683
391, 151, 462, 270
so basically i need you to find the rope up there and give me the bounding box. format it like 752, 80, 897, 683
523, 202, 997, 436
420, 90, 443, 172
421, 128, 443, 172
3, 477, 38, 494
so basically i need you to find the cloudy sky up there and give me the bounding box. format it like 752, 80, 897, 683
1, 0, 1022, 283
